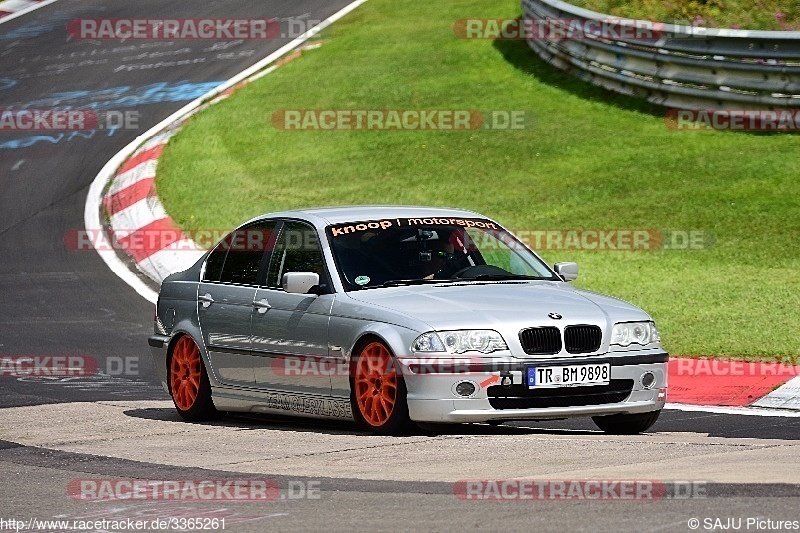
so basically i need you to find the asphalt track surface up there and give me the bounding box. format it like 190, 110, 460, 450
0, 2, 798, 532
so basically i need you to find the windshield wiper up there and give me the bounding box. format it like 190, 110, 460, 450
367, 278, 451, 289
358, 275, 555, 289
459, 274, 555, 281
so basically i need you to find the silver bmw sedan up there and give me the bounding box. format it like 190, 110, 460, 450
149, 206, 667, 434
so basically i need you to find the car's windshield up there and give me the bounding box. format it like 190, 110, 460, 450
326, 216, 558, 290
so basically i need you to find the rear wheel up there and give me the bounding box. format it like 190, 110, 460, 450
168, 335, 217, 421
351, 341, 412, 434
592, 409, 661, 434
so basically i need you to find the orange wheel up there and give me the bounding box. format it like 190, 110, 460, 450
170, 335, 201, 410
352, 341, 411, 433
168, 335, 217, 421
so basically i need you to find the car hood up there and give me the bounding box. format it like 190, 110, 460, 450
345, 281, 651, 331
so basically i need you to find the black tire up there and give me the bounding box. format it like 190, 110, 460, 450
592, 409, 661, 434
350, 340, 413, 435
168, 335, 218, 422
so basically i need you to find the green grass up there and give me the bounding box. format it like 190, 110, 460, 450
569, 0, 800, 30
156, 0, 800, 359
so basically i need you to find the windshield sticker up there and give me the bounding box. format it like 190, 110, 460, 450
354, 275, 371, 286
329, 217, 498, 236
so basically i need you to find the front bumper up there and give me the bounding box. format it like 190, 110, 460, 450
403, 352, 668, 423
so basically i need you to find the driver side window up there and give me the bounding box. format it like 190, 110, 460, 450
266, 221, 326, 289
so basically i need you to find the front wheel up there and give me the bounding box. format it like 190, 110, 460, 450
351, 341, 412, 434
168, 335, 218, 422
592, 410, 661, 434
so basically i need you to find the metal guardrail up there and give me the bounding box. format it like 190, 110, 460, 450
522, 0, 800, 109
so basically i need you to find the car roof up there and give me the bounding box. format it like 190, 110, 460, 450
245, 205, 488, 226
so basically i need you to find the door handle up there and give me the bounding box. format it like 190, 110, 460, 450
198, 293, 215, 308
254, 298, 272, 314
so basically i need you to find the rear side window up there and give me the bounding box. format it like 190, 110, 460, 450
203, 221, 278, 285
202, 234, 231, 282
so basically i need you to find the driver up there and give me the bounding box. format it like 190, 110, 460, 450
421, 238, 456, 279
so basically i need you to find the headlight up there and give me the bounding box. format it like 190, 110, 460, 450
411, 330, 508, 354
610, 321, 660, 347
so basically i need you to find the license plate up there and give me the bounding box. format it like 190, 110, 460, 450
527, 363, 610, 388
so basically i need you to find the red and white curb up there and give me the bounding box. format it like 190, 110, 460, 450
0, 0, 58, 22
668, 359, 800, 412
753, 376, 800, 410
102, 130, 204, 283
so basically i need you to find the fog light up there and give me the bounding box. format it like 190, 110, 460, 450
454, 381, 477, 397
641, 371, 656, 389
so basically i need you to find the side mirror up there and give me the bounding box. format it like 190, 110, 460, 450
282, 272, 320, 294
553, 262, 578, 282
